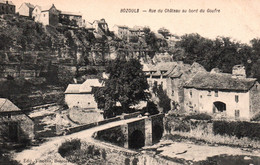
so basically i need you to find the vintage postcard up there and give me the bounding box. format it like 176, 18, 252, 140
0, 0, 260, 164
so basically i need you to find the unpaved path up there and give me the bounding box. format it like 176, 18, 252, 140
143, 140, 260, 162
14, 117, 144, 165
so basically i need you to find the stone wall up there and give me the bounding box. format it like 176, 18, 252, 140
249, 82, 260, 118
67, 140, 179, 165
0, 112, 34, 143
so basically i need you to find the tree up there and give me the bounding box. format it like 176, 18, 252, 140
93, 59, 150, 118
153, 84, 171, 113
158, 27, 171, 39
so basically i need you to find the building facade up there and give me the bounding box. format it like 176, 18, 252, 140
59, 11, 82, 27
93, 19, 109, 35
18, 2, 34, 17
64, 79, 103, 109
143, 61, 206, 110
113, 25, 129, 40
183, 65, 260, 120
0, 98, 34, 142
0, 0, 15, 15
32, 4, 59, 26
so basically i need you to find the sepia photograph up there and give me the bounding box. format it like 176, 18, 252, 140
0, 0, 260, 164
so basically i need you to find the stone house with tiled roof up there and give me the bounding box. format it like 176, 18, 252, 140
32, 4, 59, 26
143, 61, 206, 110
112, 25, 129, 40
0, 98, 34, 142
18, 2, 35, 18
64, 79, 103, 109
64, 79, 104, 124
183, 65, 260, 120
93, 19, 109, 36
0, 0, 15, 14
59, 11, 82, 27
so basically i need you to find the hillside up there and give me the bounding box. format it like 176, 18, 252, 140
0, 14, 173, 108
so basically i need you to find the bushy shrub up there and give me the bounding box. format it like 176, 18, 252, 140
174, 120, 191, 132
58, 139, 81, 157
251, 113, 260, 121
213, 121, 260, 140
96, 126, 126, 147
141, 101, 159, 115
184, 113, 212, 121
84, 68, 98, 75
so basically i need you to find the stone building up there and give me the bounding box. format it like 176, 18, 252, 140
64, 79, 103, 109
0, 98, 34, 142
59, 11, 82, 27
143, 61, 206, 110
18, 2, 35, 18
92, 19, 109, 35
32, 4, 59, 26
112, 25, 129, 40
183, 65, 260, 120
0, 0, 15, 15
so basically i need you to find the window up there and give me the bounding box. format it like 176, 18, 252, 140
235, 110, 240, 118
8, 114, 11, 119
190, 90, 192, 98
235, 95, 239, 103
207, 90, 211, 96
215, 91, 218, 97
200, 95, 202, 98
43, 14, 46, 17
148, 80, 152, 87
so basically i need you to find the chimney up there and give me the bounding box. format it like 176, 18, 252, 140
232, 64, 246, 78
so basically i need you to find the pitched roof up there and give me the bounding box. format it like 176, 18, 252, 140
64, 84, 81, 94
142, 63, 155, 72
155, 62, 177, 71
155, 33, 164, 39
0, 98, 20, 112
39, 4, 55, 12
0, 0, 14, 5
25, 2, 35, 9
184, 71, 257, 91
65, 79, 103, 94
93, 19, 106, 24
80, 79, 103, 92
7, 1, 14, 5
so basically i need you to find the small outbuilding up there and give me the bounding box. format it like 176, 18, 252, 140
0, 98, 34, 143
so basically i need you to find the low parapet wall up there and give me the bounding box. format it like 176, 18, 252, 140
60, 116, 122, 135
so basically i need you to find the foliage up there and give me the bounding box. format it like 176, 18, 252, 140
64, 144, 107, 164
153, 84, 171, 113
184, 113, 212, 120
158, 27, 171, 38
93, 59, 150, 117
58, 139, 81, 157
96, 126, 126, 147
251, 113, 260, 121
0, 154, 21, 165
174, 34, 260, 81
213, 120, 260, 140
142, 101, 159, 115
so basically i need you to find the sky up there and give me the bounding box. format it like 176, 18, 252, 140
12, 0, 260, 44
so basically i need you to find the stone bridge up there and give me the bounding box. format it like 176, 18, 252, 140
95, 113, 165, 149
